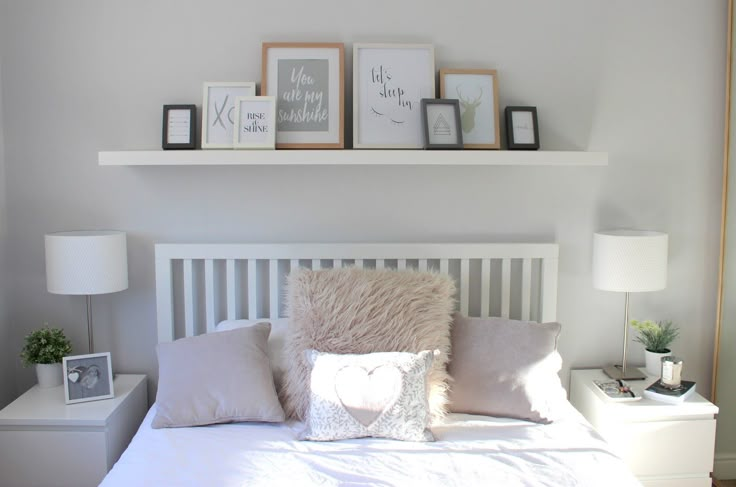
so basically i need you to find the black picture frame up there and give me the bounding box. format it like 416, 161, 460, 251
505, 106, 540, 150
162, 104, 196, 150
421, 99, 464, 150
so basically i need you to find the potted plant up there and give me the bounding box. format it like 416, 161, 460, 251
631, 319, 680, 376
20, 326, 72, 388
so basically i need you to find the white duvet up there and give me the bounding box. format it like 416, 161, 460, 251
102, 404, 640, 487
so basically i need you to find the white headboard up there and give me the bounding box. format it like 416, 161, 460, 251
155, 243, 559, 343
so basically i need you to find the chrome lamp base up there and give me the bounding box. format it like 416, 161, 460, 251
603, 364, 646, 381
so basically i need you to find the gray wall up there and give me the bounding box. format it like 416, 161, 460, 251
0, 0, 727, 407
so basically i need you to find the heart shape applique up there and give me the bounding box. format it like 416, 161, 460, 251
334, 365, 402, 428
68, 371, 80, 383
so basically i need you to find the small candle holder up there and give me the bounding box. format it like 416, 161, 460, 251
660, 356, 683, 389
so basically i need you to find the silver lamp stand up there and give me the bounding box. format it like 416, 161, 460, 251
603, 292, 646, 380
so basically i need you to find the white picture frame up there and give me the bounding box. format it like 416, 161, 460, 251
62, 352, 114, 405
232, 96, 276, 149
262, 43, 345, 149
353, 43, 435, 149
201, 82, 256, 149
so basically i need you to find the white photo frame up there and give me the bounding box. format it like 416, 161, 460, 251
262, 43, 344, 149
353, 43, 435, 149
62, 352, 114, 405
233, 96, 276, 149
202, 82, 256, 149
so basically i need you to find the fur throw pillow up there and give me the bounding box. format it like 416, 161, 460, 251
282, 267, 455, 421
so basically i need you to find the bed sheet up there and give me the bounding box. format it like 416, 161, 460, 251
101, 403, 640, 487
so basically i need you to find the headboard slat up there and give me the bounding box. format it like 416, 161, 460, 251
247, 259, 257, 320
204, 259, 216, 332
501, 258, 511, 319
226, 260, 237, 320
480, 258, 491, 318
183, 259, 195, 338
460, 258, 470, 316
269, 260, 279, 319
155, 243, 560, 342
521, 258, 532, 321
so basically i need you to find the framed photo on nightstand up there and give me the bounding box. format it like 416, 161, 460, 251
63, 352, 114, 404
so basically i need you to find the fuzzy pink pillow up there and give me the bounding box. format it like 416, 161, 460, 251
282, 267, 455, 421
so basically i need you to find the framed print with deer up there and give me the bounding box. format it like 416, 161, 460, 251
439, 69, 500, 149
262, 42, 344, 149
353, 43, 435, 149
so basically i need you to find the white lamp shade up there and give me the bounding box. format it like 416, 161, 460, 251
592, 230, 668, 292
45, 230, 128, 295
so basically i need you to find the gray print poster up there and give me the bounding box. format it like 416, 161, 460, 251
277, 59, 329, 131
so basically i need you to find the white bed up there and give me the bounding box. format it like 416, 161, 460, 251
101, 243, 641, 486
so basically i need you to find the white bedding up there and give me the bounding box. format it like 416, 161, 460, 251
102, 403, 640, 487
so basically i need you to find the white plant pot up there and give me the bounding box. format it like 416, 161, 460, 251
645, 349, 671, 377
36, 363, 63, 388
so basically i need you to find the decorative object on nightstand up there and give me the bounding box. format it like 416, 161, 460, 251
592, 229, 668, 380
44, 230, 128, 354
631, 319, 680, 375
20, 325, 72, 388
0, 374, 147, 487
63, 352, 114, 404
570, 368, 718, 486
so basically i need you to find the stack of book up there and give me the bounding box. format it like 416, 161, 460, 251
643, 380, 696, 404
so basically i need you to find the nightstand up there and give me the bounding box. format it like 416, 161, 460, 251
570, 368, 718, 487
0, 374, 147, 487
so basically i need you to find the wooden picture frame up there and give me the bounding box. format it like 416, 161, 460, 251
162, 105, 196, 150
202, 82, 256, 149
233, 96, 276, 149
421, 99, 463, 149
353, 43, 435, 149
261, 42, 344, 149
439, 69, 500, 149
63, 352, 114, 405
505, 106, 540, 150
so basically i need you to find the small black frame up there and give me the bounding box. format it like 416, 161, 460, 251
505, 106, 540, 150
162, 104, 196, 150
421, 99, 464, 150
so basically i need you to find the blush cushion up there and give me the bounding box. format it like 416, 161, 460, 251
300, 349, 435, 442
152, 324, 285, 428
448, 314, 567, 423
282, 267, 455, 421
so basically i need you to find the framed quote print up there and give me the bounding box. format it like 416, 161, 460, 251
162, 105, 196, 150
233, 96, 276, 149
505, 106, 540, 150
202, 82, 256, 149
440, 69, 500, 149
262, 42, 344, 149
353, 43, 435, 149
421, 99, 463, 149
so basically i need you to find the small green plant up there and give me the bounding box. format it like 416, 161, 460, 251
630, 320, 679, 353
20, 325, 72, 366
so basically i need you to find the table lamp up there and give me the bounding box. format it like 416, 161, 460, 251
592, 229, 668, 380
45, 230, 128, 354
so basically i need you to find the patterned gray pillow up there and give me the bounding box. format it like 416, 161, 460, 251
300, 349, 435, 442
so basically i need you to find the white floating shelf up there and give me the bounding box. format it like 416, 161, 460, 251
98, 149, 608, 166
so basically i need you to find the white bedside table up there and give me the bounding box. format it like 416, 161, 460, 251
570, 368, 718, 487
0, 374, 147, 487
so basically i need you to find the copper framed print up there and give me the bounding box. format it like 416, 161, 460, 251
262, 42, 344, 149
440, 69, 500, 149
